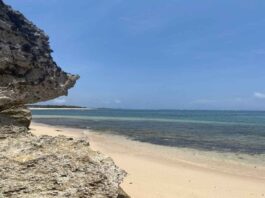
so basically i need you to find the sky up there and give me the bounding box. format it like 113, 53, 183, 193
4, 0, 265, 110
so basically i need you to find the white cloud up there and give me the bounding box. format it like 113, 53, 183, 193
254, 92, 265, 99
52, 97, 67, 104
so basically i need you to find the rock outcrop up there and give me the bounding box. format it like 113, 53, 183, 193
0, 0, 78, 127
0, 0, 127, 197
0, 0, 78, 110
0, 134, 126, 198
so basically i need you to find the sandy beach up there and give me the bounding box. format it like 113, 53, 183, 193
30, 122, 265, 198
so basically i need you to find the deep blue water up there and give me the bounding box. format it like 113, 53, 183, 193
32, 109, 265, 154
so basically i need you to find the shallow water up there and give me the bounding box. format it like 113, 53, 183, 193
32, 109, 265, 155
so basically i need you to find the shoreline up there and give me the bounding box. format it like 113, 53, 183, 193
30, 122, 265, 198
29, 108, 90, 110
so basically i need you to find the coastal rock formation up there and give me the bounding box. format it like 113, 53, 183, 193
0, 0, 78, 110
0, 134, 126, 198
0, 0, 127, 197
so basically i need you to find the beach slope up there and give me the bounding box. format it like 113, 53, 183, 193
31, 122, 265, 198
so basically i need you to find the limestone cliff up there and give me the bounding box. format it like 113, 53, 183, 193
0, 0, 79, 128
0, 0, 127, 197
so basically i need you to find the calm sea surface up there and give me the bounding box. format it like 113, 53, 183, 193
32, 109, 265, 155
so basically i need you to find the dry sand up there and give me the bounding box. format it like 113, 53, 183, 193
30, 122, 265, 198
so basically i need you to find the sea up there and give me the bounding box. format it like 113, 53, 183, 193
32, 109, 265, 155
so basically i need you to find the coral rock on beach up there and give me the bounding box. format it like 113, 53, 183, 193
0, 134, 126, 198
0, 0, 127, 197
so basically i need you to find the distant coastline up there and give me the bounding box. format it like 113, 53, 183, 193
27, 104, 87, 110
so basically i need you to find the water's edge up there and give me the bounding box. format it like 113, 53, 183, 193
32, 109, 265, 155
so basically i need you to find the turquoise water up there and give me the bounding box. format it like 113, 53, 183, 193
32, 109, 265, 154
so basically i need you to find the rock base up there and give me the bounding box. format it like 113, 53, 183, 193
0, 131, 127, 198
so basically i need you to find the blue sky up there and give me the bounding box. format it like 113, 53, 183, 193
5, 0, 265, 110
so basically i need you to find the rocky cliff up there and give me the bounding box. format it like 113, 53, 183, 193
0, 0, 127, 197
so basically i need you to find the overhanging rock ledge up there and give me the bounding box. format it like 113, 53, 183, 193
0, 1, 128, 197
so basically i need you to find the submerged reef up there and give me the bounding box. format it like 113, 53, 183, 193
0, 0, 127, 197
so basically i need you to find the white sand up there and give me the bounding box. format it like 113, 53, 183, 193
30, 122, 265, 198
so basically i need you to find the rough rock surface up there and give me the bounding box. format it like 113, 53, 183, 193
0, 133, 126, 198
0, 0, 127, 197
0, 0, 78, 110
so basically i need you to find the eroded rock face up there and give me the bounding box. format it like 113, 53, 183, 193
0, 134, 126, 198
0, 0, 79, 127
0, 0, 79, 111
0, 1, 127, 197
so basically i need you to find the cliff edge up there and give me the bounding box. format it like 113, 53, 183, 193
0, 0, 127, 197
